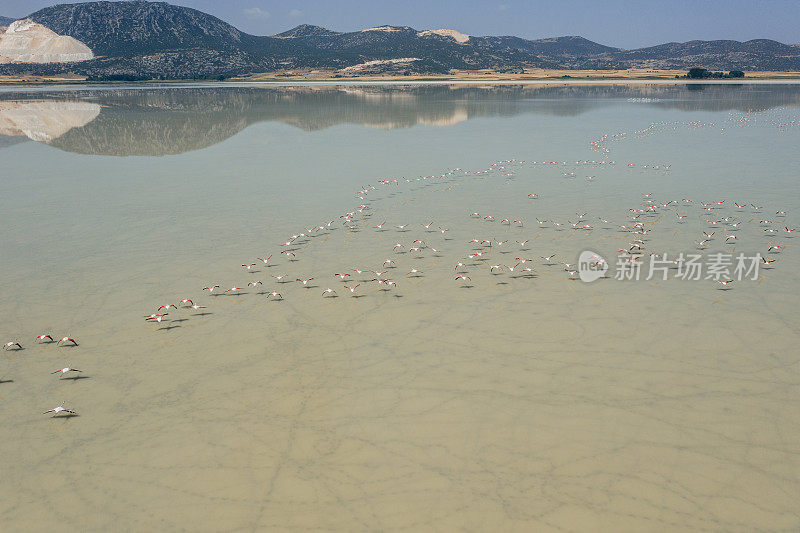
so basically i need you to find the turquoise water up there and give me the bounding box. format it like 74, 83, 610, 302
1, 83, 799, 531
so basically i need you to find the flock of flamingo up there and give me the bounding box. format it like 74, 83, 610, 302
2, 116, 795, 420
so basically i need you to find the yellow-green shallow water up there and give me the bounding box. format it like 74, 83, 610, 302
1, 83, 799, 531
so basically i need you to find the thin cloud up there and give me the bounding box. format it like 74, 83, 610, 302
243, 7, 271, 20
288, 9, 303, 18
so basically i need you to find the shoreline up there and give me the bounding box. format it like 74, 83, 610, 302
4, 78, 800, 90
2, 68, 800, 86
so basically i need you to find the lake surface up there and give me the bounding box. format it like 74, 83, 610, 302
1, 82, 799, 531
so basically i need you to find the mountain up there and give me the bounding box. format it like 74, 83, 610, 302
26, 1, 257, 56
478, 35, 618, 57
607, 39, 800, 70
0, 1, 798, 79
0, 16, 15, 27
277, 24, 341, 38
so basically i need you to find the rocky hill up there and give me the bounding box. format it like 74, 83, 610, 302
26, 1, 259, 56
0, 1, 797, 79
276, 24, 341, 38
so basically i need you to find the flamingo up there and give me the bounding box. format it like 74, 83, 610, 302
3, 341, 22, 350
52, 367, 81, 378
57, 337, 78, 346
43, 401, 76, 417
36, 334, 54, 343
344, 284, 359, 295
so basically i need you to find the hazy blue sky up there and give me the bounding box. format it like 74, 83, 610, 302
3, 0, 799, 48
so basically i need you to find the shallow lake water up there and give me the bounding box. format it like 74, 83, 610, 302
1, 82, 799, 531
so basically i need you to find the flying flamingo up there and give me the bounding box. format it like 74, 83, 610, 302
43, 401, 76, 417
57, 337, 78, 346
52, 367, 81, 378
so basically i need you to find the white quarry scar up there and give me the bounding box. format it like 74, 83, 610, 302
0, 18, 94, 63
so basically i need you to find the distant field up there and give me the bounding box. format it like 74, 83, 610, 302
2, 68, 800, 84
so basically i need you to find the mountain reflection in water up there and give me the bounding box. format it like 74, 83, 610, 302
1, 83, 798, 156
